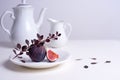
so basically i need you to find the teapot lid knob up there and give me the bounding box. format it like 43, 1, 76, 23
16, 0, 32, 7
22, 0, 27, 4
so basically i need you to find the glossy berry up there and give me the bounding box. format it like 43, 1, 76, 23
84, 65, 88, 69
22, 45, 27, 51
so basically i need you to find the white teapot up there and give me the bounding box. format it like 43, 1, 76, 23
47, 18, 72, 48
0, 0, 46, 46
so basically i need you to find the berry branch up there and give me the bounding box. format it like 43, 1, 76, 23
12, 32, 61, 62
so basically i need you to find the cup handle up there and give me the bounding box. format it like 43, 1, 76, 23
0, 10, 15, 36
64, 23, 72, 38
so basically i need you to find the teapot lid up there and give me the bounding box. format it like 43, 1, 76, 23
17, 0, 32, 7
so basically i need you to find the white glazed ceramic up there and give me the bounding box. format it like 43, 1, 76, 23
0, 0, 46, 46
47, 18, 72, 48
9, 50, 71, 68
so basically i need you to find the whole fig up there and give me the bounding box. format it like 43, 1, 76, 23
28, 44, 47, 62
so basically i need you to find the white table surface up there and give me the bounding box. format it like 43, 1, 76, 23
0, 40, 120, 80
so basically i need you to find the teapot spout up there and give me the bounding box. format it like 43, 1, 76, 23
36, 8, 47, 29
48, 18, 58, 23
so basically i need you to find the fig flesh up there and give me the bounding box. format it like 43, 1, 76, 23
47, 50, 59, 62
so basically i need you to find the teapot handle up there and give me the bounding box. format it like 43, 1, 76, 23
0, 10, 15, 36
64, 23, 72, 38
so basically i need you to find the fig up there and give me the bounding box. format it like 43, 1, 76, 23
12, 32, 61, 62
28, 45, 47, 62
47, 50, 59, 62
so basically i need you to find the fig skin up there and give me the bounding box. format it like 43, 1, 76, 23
28, 45, 47, 62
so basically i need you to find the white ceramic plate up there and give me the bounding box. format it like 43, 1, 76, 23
9, 50, 71, 68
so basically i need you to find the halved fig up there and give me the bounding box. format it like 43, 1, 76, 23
47, 50, 59, 62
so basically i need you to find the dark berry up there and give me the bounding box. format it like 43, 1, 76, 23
54, 38, 58, 40
91, 62, 97, 64
105, 61, 111, 63
21, 60, 25, 63
58, 33, 61, 36
75, 58, 82, 61
51, 34, 55, 38
13, 50, 17, 54
46, 39, 50, 42
49, 33, 52, 36
31, 40, 34, 44
17, 43, 21, 49
25, 39, 29, 46
40, 35, 44, 40
34, 39, 39, 45
22, 45, 27, 51
84, 65, 88, 69
19, 52, 23, 55
37, 33, 41, 39
56, 31, 58, 35
91, 58, 97, 60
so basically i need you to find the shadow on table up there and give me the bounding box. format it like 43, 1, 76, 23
3, 60, 63, 73
0, 41, 14, 48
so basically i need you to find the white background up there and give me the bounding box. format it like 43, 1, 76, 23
0, 0, 120, 41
